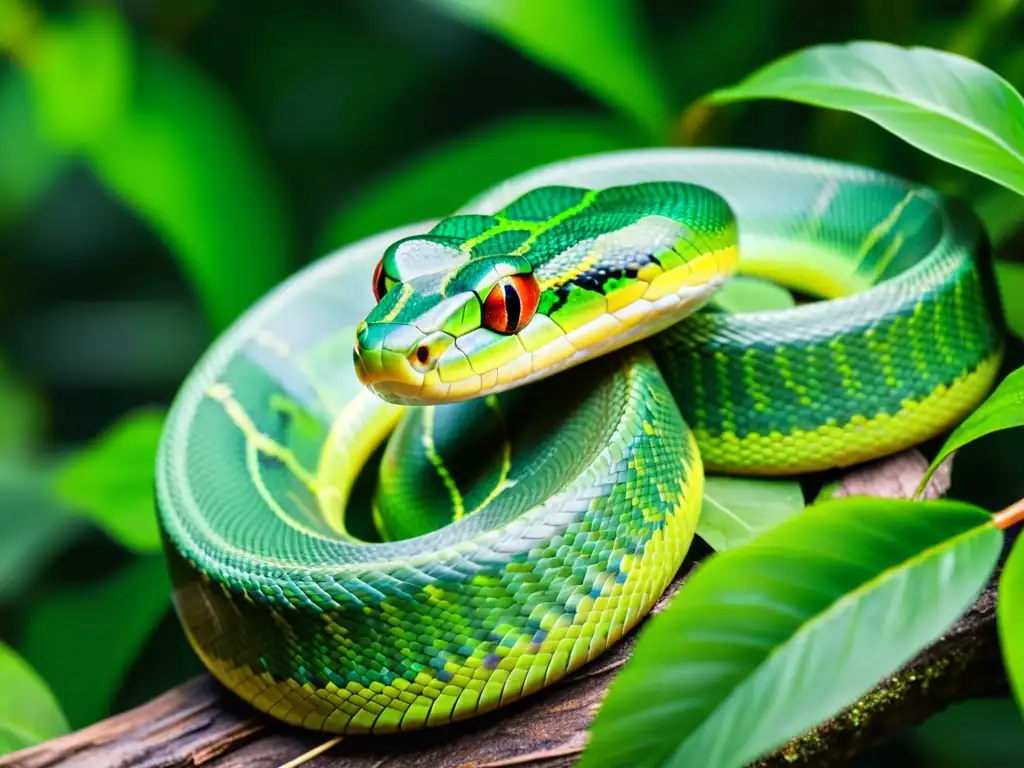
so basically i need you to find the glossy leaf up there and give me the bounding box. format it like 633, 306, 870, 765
322, 114, 639, 249
0, 641, 68, 755
580, 497, 1001, 768
919, 366, 1024, 493
53, 408, 166, 553
20, 556, 170, 728
422, 0, 669, 136
707, 41, 1024, 196
697, 475, 804, 551
706, 275, 796, 314
999, 538, 1024, 717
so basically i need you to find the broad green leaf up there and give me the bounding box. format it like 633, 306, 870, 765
53, 408, 166, 553
697, 475, 804, 551
707, 41, 1024, 197
580, 497, 1001, 768
706, 275, 797, 314
421, 0, 669, 137
919, 366, 1024, 493
322, 114, 639, 249
18, 6, 292, 330
999, 538, 1024, 716
995, 260, 1024, 338
0, 641, 68, 755
20, 556, 170, 728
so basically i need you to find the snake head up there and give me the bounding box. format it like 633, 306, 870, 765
354, 183, 739, 405
354, 236, 543, 404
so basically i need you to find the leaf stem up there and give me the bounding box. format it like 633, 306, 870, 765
994, 498, 1024, 530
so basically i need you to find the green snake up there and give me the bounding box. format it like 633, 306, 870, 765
156, 149, 1005, 736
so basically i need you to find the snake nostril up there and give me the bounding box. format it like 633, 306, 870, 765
409, 343, 437, 374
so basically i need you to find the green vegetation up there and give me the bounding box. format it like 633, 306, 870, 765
0, 0, 1022, 764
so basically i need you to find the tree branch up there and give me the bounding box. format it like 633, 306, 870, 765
1, 451, 1012, 768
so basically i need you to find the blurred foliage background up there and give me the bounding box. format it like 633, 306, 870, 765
0, 0, 1022, 762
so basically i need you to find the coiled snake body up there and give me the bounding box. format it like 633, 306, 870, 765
157, 149, 1005, 735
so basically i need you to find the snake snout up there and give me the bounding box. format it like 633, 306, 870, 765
353, 321, 457, 400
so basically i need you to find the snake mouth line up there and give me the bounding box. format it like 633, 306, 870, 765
359, 249, 735, 405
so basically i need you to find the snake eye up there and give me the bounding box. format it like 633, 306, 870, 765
482, 273, 541, 335
372, 260, 397, 303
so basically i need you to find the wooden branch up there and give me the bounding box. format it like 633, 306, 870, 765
0, 451, 1012, 768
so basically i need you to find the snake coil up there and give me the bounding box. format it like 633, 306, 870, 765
157, 149, 1004, 735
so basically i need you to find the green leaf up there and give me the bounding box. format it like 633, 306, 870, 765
53, 408, 166, 553
706, 275, 797, 313
19, 6, 292, 330
697, 475, 804, 551
995, 260, 1024, 339
580, 497, 1001, 768
919, 366, 1024, 493
999, 538, 1024, 717
421, 0, 670, 137
707, 41, 1024, 197
0, 641, 68, 756
20, 556, 170, 728
322, 113, 639, 249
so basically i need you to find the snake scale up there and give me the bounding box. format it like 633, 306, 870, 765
156, 149, 1005, 736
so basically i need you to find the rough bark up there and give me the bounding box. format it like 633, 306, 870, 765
0, 451, 1012, 768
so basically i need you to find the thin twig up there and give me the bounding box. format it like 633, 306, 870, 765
276, 736, 344, 768
994, 497, 1024, 530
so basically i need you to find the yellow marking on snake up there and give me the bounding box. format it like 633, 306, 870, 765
382, 283, 414, 322
206, 382, 325, 538
511, 189, 600, 256
856, 189, 917, 264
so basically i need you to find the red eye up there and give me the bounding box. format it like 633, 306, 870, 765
372, 260, 390, 303
482, 273, 540, 334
